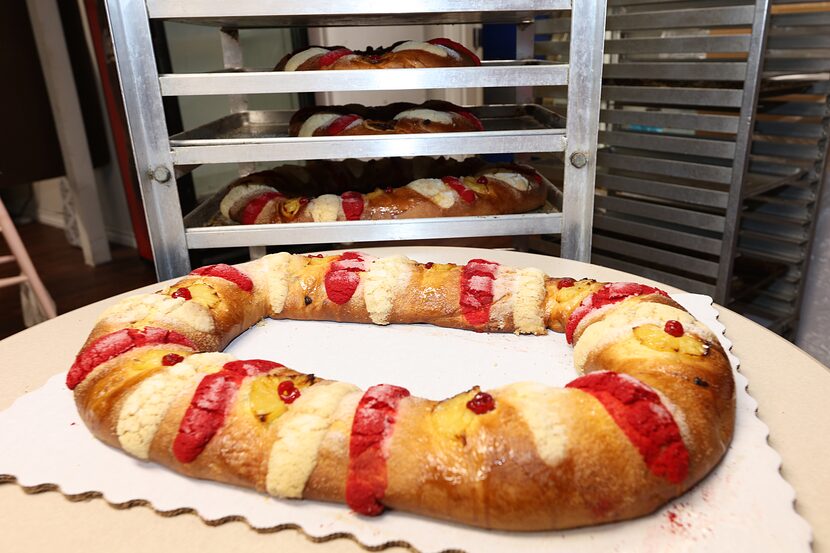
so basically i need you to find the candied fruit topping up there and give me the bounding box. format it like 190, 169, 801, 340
347, 384, 411, 516
442, 176, 476, 204
424, 262, 434, 269
476, 176, 488, 184
171, 287, 192, 300
324, 252, 368, 305
664, 320, 685, 337
567, 371, 689, 483
466, 391, 495, 414
162, 353, 185, 366
565, 282, 668, 344
190, 264, 253, 292
557, 278, 576, 289
341, 191, 365, 221
278, 380, 301, 404
325, 113, 362, 136
460, 259, 499, 326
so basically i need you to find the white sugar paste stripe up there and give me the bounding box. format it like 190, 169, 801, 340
307, 194, 343, 222
266, 381, 360, 498
496, 382, 569, 467
96, 293, 215, 335
220, 184, 275, 220
391, 41, 448, 58
513, 267, 547, 335
573, 302, 715, 371
363, 256, 414, 325
116, 352, 233, 459
284, 47, 329, 71
299, 113, 342, 138
406, 178, 456, 209
264, 253, 292, 314
393, 109, 454, 126
489, 266, 516, 330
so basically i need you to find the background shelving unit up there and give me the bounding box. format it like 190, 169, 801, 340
531, 0, 829, 338
104, 0, 608, 280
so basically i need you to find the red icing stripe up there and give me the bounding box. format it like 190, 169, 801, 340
241, 191, 281, 225
442, 176, 476, 204
67, 327, 194, 390
453, 109, 485, 131
324, 113, 362, 136
565, 282, 668, 344
173, 359, 282, 463
566, 371, 689, 484
324, 252, 368, 305
460, 259, 499, 326
191, 264, 254, 292
318, 47, 352, 67
341, 191, 365, 221
346, 384, 410, 516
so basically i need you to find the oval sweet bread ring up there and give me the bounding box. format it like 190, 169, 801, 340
67, 252, 735, 531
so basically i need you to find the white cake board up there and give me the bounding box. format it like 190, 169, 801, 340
0, 293, 811, 552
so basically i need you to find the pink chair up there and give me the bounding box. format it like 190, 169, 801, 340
0, 197, 57, 323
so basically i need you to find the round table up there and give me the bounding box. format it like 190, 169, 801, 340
1, 247, 828, 552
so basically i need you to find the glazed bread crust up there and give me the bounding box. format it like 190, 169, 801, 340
287, 101, 483, 137
275, 40, 480, 72
220, 163, 548, 226
69, 253, 735, 531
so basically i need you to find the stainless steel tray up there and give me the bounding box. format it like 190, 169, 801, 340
168, 104, 567, 164
158, 60, 567, 96
183, 158, 563, 248
146, 0, 570, 27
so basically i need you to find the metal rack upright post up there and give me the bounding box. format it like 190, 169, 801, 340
104, 0, 607, 280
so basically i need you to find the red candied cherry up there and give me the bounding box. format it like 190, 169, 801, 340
466, 391, 495, 414
384, 187, 393, 194
557, 278, 576, 289
278, 380, 301, 404
299, 197, 310, 205
664, 320, 685, 337
171, 287, 192, 300
424, 262, 434, 269
162, 353, 185, 366
476, 176, 488, 184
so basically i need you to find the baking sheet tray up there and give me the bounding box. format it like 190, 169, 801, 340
169, 104, 566, 146
0, 253, 812, 552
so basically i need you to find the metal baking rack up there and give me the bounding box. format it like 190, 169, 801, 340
105, 0, 607, 280
530, 0, 830, 338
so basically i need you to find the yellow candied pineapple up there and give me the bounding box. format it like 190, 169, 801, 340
280, 197, 305, 220
430, 387, 495, 442
555, 279, 598, 304
464, 176, 491, 195
633, 324, 710, 356
365, 188, 385, 201
249, 373, 315, 424
168, 281, 221, 309
87, 348, 189, 413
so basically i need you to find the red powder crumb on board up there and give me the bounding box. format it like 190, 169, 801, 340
667, 510, 684, 530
